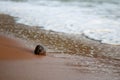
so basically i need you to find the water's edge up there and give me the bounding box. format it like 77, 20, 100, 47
0, 14, 120, 79
0, 0, 120, 45
0, 14, 120, 60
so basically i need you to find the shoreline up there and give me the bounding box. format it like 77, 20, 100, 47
0, 14, 120, 80
0, 34, 120, 80
0, 13, 120, 60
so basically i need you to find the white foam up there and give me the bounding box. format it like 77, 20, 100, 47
0, 1, 120, 45
84, 29, 120, 45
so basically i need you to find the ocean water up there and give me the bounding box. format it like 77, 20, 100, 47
0, 0, 120, 45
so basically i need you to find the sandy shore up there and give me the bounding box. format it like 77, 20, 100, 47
0, 34, 37, 60
0, 14, 120, 80
0, 14, 120, 60
0, 34, 119, 80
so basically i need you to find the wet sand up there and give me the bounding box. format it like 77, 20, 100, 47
0, 14, 120, 60
0, 14, 120, 80
0, 35, 119, 80
0, 34, 36, 60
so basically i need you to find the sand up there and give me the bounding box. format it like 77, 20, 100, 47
0, 34, 120, 80
0, 35, 94, 80
0, 14, 120, 80
0, 14, 120, 60
0, 34, 37, 60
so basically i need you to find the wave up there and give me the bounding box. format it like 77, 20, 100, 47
0, 0, 120, 45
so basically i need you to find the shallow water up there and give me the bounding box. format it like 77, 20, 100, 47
0, 0, 120, 45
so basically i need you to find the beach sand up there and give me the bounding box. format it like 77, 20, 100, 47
0, 14, 120, 80
0, 14, 120, 60
0, 34, 37, 60
0, 34, 119, 80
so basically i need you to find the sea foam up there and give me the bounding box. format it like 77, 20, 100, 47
0, 0, 120, 45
